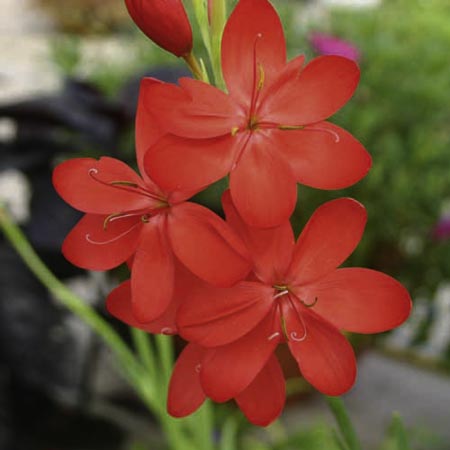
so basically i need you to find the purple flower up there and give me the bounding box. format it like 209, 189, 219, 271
432, 216, 450, 241
309, 32, 360, 62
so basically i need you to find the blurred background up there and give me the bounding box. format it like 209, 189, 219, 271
0, 0, 449, 449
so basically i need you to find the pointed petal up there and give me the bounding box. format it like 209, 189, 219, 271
287, 308, 356, 396
53, 157, 151, 214
139, 77, 192, 135
62, 213, 141, 270
200, 311, 280, 402
222, 190, 294, 284
258, 54, 305, 103
144, 134, 237, 194
301, 268, 412, 333
131, 219, 175, 323
222, 0, 286, 107
177, 281, 274, 347
235, 355, 285, 427
230, 134, 297, 228
136, 79, 166, 183
287, 198, 367, 285
261, 55, 360, 125
167, 344, 206, 417
140, 77, 238, 139
106, 280, 178, 334
167, 202, 251, 287
273, 122, 372, 189
173, 77, 244, 138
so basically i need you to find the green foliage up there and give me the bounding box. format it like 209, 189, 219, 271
291, 0, 450, 298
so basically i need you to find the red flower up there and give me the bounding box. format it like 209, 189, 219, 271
177, 192, 411, 399
142, 0, 371, 227
52, 89, 250, 323
106, 262, 197, 335
125, 0, 193, 57
167, 343, 285, 427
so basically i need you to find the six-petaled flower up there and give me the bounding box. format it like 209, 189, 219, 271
53, 90, 250, 323
177, 193, 411, 406
51, 0, 412, 428
142, 0, 371, 227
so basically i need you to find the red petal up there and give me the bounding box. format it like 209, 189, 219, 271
235, 355, 285, 427
139, 78, 192, 135
167, 202, 251, 287
200, 311, 280, 402
229, 133, 297, 228
125, 0, 192, 57
139, 78, 240, 140
177, 281, 274, 347
145, 134, 237, 194
287, 308, 356, 396
62, 213, 141, 270
173, 77, 243, 138
53, 157, 152, 214
167, 344, 206, 417
274, 122, 372, 189
106, 280, 177, 334
260, 55, 360, 125
131, 219, 175, 323
301, 268, 412, 333
258, 54, 305, 105
136, 79, 165, 180
222, 190, 294, 284
222, 0, 286, 107
287, 198, 367, 285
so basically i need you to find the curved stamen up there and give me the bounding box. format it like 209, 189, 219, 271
103, 211, 147, 230
248, 33, 264, 119
286, 297, 308, 342
302, 126, 340, 143
300, 296, 318, 308
85, 221, 141, 245
268, 332, 281, 341
88, 168, 167, 203
273, 289, 289, 300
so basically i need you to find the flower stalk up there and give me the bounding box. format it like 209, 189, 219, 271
0, 203, 217, 450
326, 396, 363, 450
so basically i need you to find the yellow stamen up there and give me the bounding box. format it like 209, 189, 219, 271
231, 126, 239, 136
257, 63, 265, 91
109, 181, 140, 188
278, 125, 305, 131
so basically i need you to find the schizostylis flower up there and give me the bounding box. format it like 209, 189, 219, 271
142, 0, 371, 227
177, 193, 411, 406
167, 343, 285, 427
52, 91, 250, 324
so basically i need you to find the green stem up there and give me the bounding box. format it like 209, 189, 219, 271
183, 51, 207, 81
326, 396, 362, 450
0, 204, 201, 450
208, 0, 226, 90
155, 334, 174, 380
0, 205, 142, 385
132, 329, 157, 379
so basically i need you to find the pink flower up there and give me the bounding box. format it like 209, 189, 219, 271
309, 32, 360, 62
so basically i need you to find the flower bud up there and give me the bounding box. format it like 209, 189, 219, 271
125, 0, 193, 57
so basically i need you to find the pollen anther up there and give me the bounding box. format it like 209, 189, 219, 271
300, 297, 318, 308
257, 63, 265, 91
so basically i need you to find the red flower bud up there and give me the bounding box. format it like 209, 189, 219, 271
125, 0, 193, 57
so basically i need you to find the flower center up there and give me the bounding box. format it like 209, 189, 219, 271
270, 284, 319, 343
